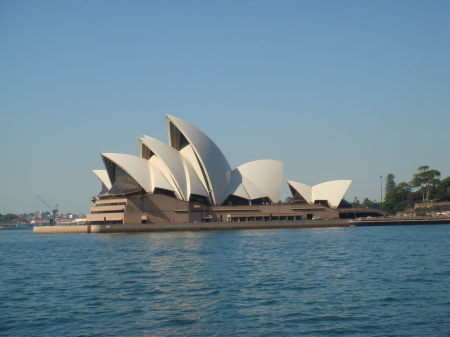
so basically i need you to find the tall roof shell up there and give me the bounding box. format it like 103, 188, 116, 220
140, 136, 187, 199
238, 160, 283, 203
179, 145, 209, 194
166, 115, 232, 205
183, 157, 211, 201
148, 158, 176, 193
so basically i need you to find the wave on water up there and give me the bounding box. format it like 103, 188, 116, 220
1, 225, 449, 336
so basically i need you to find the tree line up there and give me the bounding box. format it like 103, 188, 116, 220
354, 166, 450, 215
0, 213, 21, 222
0, 211, 54, 223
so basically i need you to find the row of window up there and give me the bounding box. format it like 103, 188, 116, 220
91, 210, 125, 214
229, 216, 305, 221
95, 202, 126, 207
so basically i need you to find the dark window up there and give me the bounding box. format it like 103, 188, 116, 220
222, 195, 250, 206
91, 210, 125, 214
190, 194, 210, 204
153, 188, 176, 198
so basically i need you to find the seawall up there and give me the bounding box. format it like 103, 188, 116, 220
34, 219, 350, 234
34, 217, 450, 234
349, 217, 450, 226
34, 225, 91, 234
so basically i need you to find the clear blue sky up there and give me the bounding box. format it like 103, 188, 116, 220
1, 1, 449, 215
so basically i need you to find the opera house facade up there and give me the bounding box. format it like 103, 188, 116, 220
86, 115, 356, 225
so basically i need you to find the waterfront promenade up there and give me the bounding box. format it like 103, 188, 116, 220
34, 219, 350, 234
349, 216, 450, 226
33, 217, 450, 234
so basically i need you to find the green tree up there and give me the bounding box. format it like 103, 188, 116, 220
410, 166, 441, 204
435, 176, 450, 201
361, 198, 380, 210
352, 197, 361, 207
385, 174, 396, 196
2, 213, 19, 222
383, 182, 414, 214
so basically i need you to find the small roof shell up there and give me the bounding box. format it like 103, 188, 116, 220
238, 160, 283, 203
101, 153, 153, 193
93, 169, 112, 190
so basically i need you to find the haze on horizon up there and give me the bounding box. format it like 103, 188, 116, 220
1, 1, 448, 215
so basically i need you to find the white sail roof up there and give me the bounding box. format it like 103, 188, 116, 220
94, 116, 355, 210
140, 136, 187, 199
102, 153, 153, 192
287, 181, 313, 204
93, 170, 112, 190
288, 180, 352, 209
223, 169, 251, 201
313, 180, 352, 208
241, 175, 267, 200
148, 158, 176, 194
167, 115, 232, 205
183, 156, 211, 201
238, 160, 283, 203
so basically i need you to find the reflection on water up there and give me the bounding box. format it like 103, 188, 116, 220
1, 225, 449, 336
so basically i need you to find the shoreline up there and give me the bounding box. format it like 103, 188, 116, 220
33, 217, 450, 234
349, 217, 450, 226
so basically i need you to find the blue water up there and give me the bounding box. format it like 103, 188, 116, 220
1, 225, 449, 337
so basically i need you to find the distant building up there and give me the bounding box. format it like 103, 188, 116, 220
86, 116, 371, 225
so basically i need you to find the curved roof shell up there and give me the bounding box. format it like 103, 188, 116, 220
288, 180, 352, 209
93, 169, 112, 190
238, 160, 283, 203
287, 181, 313, 204
166, 115, 232, 205
102, 153, 153, 193
222, 160, 283, 203
101, 153, 177, 195
313, 180, 352, 208
148, 157, 176, 193
183, 156, 211, 201
140, 136, 187, 199
241, 175, 267, 200
93, 115, 352, 210
223, 169, 251, 201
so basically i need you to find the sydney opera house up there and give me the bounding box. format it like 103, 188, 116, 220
86, 115, 359, 225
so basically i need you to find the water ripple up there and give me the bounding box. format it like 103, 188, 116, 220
0, 225, 449, 336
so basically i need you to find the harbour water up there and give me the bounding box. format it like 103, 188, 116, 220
1, 225, 449, 336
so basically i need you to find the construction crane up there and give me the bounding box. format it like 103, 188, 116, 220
37, 195, 58, 225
